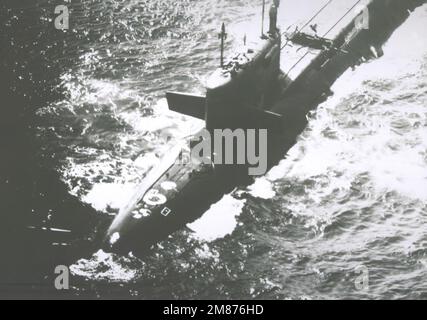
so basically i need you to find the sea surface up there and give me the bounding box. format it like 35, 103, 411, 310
1, 0, 426, 299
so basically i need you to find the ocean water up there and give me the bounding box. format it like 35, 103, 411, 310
1, 0, 426, 299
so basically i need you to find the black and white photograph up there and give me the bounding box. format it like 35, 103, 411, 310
1, 0, 426, 302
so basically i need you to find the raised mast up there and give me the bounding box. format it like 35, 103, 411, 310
261, 0, 266, 37
218, 23, 227, 68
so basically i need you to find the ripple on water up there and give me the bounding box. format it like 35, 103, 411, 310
33, 1, 427, 299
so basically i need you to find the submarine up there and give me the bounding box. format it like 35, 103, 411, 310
102, 0, 426, 255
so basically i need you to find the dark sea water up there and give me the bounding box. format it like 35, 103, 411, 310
1, 0, 426, 299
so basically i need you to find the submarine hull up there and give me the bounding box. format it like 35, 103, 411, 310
103, 0, 426, 254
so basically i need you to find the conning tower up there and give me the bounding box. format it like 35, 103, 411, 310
205, 1, 282, 131
166, 0, 283, 132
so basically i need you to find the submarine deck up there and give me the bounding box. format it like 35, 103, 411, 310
277, 0, 369, 80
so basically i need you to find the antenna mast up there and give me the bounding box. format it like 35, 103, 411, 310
218, 23, 227, 68
261, 0, 266, 37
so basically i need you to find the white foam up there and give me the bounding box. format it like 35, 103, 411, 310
188, 195, 246, 242
70, 250, 138, 282
248, 177, 276, 199
83, 183, 137, 212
